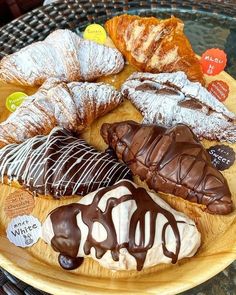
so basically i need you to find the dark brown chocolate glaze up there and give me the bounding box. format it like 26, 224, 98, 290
207, 144, 235, 171
50, 180, 185, 271
0, 128, 132, 198
100, 121, 232, 215
58, 254, 84, 270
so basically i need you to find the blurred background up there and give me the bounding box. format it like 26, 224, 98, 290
1, 0, 236, 27
0, 0, 44, 26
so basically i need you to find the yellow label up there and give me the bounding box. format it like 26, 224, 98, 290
83, 24, 107, 44
6, 92, 27, 112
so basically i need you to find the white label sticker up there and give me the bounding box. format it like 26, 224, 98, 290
6, 215, 41, 248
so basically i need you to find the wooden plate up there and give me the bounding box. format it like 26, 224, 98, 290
0, 66, 236, 295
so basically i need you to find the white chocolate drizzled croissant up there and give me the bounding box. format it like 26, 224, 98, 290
42, 180, 201, 271
0, 79, 122, 147
0, 29, 124, 86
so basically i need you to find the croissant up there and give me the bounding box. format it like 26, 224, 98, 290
0, 29, 124, 86
101, 121, 233, 215
0, 79, 122, 147
42, 180, 201, 271
105, 14, 204, 84
121, 71, 236, 143
0, 128, 132, 198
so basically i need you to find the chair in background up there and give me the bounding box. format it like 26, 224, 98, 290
5, 0, 43, 19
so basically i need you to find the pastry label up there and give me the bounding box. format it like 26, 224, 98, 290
207, 80, 229, 102
83, 24, 107, 44
6, 92, 27, 112
207, 145, 235, 170
201, 48, 227, 76
4, 190, 35, 218
6, 215, 41, 248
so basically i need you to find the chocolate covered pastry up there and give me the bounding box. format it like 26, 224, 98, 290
0, 128, 132, 198
121, 71, 236, 143
42, 180, 201, 271
0, 29, 124, 86
0, 79, 122, 147
101, 121, 232, 215
105, 14, 204, 84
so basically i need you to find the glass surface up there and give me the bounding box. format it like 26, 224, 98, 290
127, 9, 236, 78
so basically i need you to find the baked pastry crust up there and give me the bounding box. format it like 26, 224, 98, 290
105, 14, 204, 84
0, 79, 122, 147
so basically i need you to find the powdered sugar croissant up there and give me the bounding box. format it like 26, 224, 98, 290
0, 79, 122, 147
0, 29, 124, 86
121, 71, 236, 143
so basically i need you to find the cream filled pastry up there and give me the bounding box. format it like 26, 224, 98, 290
121, 71, 236, 143
0, 128, 132, 198
0, 29, 124, 86
42, 180, 201, 271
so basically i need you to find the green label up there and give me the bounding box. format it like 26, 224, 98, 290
6, 92, 27, 112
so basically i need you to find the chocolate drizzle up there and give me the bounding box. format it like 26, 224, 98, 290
58, 254, 84, 270
0, 127, 132, 198
101, 121, 232, 215
50, 180, 185, 271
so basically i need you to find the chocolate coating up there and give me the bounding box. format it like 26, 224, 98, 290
101, 121, 233, 215
58, 254, 84, 270
50, 180, 187, 271
0, 127, 132, 198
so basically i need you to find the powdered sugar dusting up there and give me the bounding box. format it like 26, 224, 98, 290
0, 29, 124, 86
0, 79, 122, 147
121, 71, 236, 142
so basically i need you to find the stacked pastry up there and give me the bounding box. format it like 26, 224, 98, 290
0, 16, 234, 273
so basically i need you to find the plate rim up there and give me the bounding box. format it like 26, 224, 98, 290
0, 1, 236, 294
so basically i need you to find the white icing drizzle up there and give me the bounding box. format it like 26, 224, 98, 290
0, 29, 124, 86
0, 79, 122, 147
0, 127, 131, 197
121, 71, 236, 143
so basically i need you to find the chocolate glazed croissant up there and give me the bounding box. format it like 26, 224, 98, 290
0, 29, 124, 86
0, 79, 122, 147
101, 121, 233, 215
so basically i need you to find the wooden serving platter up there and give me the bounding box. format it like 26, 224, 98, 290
0, 67, 236, 295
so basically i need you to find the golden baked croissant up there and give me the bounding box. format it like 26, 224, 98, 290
0, 29, 124, 87
0, 79, 122, 147
105, 14, 204, 84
